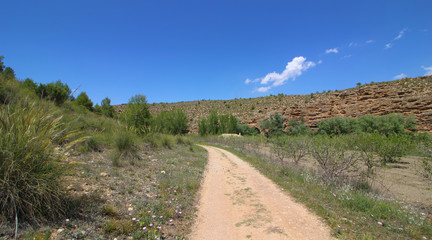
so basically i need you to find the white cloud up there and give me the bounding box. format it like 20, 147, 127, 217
366, 40, 374, 44
394, 28, 407, 40
349, 42, 357, 47
256, 86, 271, 92
343, 55, 352, 59
385, 43, 392, 49
318, 60, 323, 64
325, 48, 339, 54
245, 78, 259, 84
260, 56, 316, 87
422, 65, 432, 76
385, 28, 408, 49
393, 73, 407, 79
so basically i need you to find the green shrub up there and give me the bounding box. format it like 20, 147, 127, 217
198, 118, 208, 136
99, 97, 115, 118
310, 136, 360, 179
161, 134, 175, 149
374, 134, 410, 165
418, 142, 432, 178
260, 112, 285, 137
153, 108, 188, 135
122, 95, 151, 134
237, 124, 259, 136
0, 100, 83, 223
36, 80, 71, 105
207, 110, 219, 135
317, 114, 416, 136
22, 78, 38, 92
113, 131, 138, 163
286, 118, 312, 136
317, 117, 359, 135
74, 92, 93, 111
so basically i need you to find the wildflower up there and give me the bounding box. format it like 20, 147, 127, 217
160, 216, 163, 219
132, 218, 136, 221
157, 226, 162, 230
427, 216, 431, 219
149, 223, 153, 227
129, 213, 132, 216
179, 212, 182, 214
152, 215, 156, 218
169, 219, 173, 222
142, 227, 147, 231
148, 211, 151, 213
65, 219, 70, 222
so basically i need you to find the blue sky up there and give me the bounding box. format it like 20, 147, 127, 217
1, 0, 431, 105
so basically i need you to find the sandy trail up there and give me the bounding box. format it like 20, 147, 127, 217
190, 145, 334, 240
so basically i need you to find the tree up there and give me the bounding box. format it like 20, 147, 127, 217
75, 92, 94, 111
123, 94, 151, 134
207, 110, 219, 135
198, 118, 208, 136
36, 80, 71, 105
23, 78, 38, 92
228, 115, 238, 133
100, 97, 115, 117
154, 109, 188, 135
0, 56, 5, 72
260, 112, 285, 137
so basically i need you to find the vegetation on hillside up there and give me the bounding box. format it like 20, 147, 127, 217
0, 56, 203, 239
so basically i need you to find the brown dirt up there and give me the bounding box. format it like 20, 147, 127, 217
190, 145, 334, 240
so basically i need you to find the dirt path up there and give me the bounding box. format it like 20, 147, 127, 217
190, 145, 334, 240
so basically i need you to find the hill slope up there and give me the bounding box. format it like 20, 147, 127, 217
116, 76, 432, 133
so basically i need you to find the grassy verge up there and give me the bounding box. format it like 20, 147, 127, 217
11, 143, 206, 240
200, 140, 432, 240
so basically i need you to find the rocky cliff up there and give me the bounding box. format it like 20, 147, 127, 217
116, 76, 432, 133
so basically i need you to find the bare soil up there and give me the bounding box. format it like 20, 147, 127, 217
190, 145, 334, 240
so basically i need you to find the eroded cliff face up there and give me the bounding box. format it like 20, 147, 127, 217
116, 76, 432, 133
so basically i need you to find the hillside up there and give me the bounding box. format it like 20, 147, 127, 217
116, 76, 432, 133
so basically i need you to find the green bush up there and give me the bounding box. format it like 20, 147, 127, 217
317, 117, 359, 135
374, 134, 410, 165
260, 112, 285, 137
237, 124, 259, 136
74, 92, 93, 111
113, 131, 138, 164
286, 118, 312, 136
122, 95, 151, 134
99, 97, 115, 118
207, 110, 219, 135
317, 114, 416, 136
198, 118, 208, 136
36, 80, 71, 105
153, 108, 188, 135
0, 100, 83, 223
417, 142, 432, 178
198, 111, 240, 135
310, 135, 360, 179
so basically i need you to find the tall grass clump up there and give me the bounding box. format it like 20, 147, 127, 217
0, 100, 82, 224
112, 130, 139, 166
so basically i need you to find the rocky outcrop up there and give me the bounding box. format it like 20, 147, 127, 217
115, 76, 432, 133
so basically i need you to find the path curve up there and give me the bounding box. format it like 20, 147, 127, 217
190, 145, 334, 240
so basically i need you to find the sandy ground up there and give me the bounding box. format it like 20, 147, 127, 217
190, 145, 334, 240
